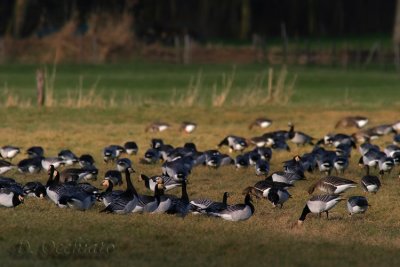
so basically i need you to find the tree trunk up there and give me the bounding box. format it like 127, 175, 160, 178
240, 0, 251, 40
393, 0, 400, 68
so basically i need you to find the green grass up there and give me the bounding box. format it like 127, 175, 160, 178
0, 106, 400, 266
0, 63, 400, 107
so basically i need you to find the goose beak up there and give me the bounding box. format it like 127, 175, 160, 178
18, 195, 24, 203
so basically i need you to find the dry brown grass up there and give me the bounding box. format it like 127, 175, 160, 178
1, 106, 400, 267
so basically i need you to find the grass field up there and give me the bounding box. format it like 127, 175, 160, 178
0, 63, 400, 108
0, 63, 400, 266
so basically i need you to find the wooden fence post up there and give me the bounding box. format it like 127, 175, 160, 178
36, 68, 45, 107
183, 34, 191, 64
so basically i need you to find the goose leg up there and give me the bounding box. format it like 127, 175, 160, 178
325, 211, 329, 219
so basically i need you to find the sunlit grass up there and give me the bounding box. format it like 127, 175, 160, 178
0, 106, 399, 266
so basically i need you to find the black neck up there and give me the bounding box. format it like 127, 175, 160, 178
106, 181, 114, 193
298, 204, 311, 222
222, 192, 229, 205
12, 194, 22, 206
154, 185, 164, 204
125, 169, 138, 197
181, 182, 189, 202
46, 168, 55, 186
141, 174, 150, 189
245, 194, 255, 214
53, 171, 60, 184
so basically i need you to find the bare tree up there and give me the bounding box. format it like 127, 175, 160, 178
393, 0, 400, 68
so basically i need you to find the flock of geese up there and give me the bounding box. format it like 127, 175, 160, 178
0, 116, 399, 225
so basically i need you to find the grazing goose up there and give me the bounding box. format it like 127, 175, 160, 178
150, 138, 164, 149
124, 141, 138, 155
58, 149, 79, 166
26, 146, 44, 158
208, 194, 254, 222
103, 145, 125, 163
0, 185, 24, 208
358, 147, 381, 175
145, 122, 170, 133
42, 157, 65, 171
140, 174, 182, 192
263, 123, 295, 141
243, 181, 292, 208
384, 145, 400, 165
333, 156, 349, 175
100, 168, 137, 214
243, 179, 293, 199
255, 159, 270, 176
204, 150, 233, 168
335, 143, 353, 158
189, 192, 230, 214
162, 156, 192, 182
235, 154, 249, 169
313, 147, 337, 175
318, 133, 356, 148
297, 194, 343, 224
23, 181, 46, 198
253, 147, 272, 161
0, 146, 20, 161
116, 158, 134, 172
166, 181, 190, 216
271, 139, 291, 152
266, 187, 291, 208
0, 160, 15, 175
141, 148, 161, 164
267, 171, 304, 185
218, 135, 248, 153
308, 176, 357, 194
289, 124, 314, 146
360, 175, 381, 194
249, 117, 272, 130
347, 196, 369, 215
17, 157, 43, 174
79, 154, 95, 167
283, 155, 308, 175
377, 155, 394, 177
335, 116, 368, 129
249, 136, 269, 147
180, 121, 197, 134
358, 142, 379, 156
368, 124, 397, 137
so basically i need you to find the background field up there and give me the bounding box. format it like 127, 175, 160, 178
0, 63, 400, 267
1, 63, 400, 107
